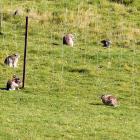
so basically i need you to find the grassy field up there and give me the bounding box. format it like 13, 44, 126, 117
0, 0, 140, 139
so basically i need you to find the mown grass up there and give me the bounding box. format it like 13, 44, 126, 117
0, 0, 140, 139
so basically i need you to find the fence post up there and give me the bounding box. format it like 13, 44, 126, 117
22, 16, 29, 88
0, 4, 3, 35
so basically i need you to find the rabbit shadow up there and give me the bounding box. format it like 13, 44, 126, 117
52, 43, 59, 46
0, 87, 7, 91
0, 32, 3, 35
89, 102, 104, 106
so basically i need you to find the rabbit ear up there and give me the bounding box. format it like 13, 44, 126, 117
13, 74, 16, 78
70, 34, 74, 38
101, 94, 105, 97
72, 35, 75, 40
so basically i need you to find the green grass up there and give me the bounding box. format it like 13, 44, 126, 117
0, 0, 140, 139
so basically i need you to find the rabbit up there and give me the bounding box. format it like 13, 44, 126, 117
101, 40, 111, 48
63, 34, 74, 47
101, 94, 118, 107
6, 75, 22, 90
4, 53, 20, 68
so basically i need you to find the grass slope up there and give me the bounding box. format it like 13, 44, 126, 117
0, 0, 140, 139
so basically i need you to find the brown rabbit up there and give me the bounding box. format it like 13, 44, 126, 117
101, 95, 118, 107
4, 53, 20, 68
63, 34, 74, 47
6, 75, 22, 90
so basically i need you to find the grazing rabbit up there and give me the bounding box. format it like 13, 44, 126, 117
101, 40, 111, 48
6, 75, 22, 90
101, 94, 118, 107
4, 53, 20, 68
63, 34, 74, 47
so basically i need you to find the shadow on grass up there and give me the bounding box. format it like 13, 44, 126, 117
70, 69, 88, 73
52, 42, 59, 46
68, 68, 90, 74
0, 87, 7, 91
0, 64, 6, 67
89, 102, 104, 106
0, 32, 3, 35
136, 41, 140, 45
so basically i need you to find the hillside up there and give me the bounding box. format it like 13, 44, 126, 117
0, 0, 140, 139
